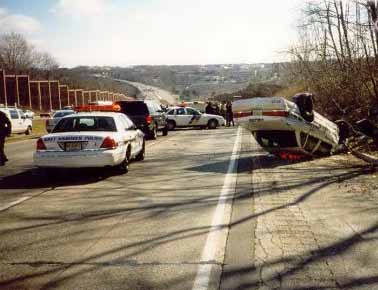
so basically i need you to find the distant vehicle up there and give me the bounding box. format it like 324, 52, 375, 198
232, 94, 341, 158
45, 110, 75, 133
0, 107, 33, 135
40, 111, 55, 118
34, 111, 145, 173
165, 106, 225, 130
116, 100, 168, 139
23, 110, 35, 119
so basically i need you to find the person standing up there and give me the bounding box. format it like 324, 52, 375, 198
0, 110, 11, 166
226, 101, 234, 127
205, 102, 214, 114
214, 103, 221, 116
220, 101, 226, 119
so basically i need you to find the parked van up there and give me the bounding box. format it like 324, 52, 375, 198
0, 107, 33, 135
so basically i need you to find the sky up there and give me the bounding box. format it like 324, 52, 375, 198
0, 0, 303, 67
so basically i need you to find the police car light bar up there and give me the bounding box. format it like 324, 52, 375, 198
75, 104, 121, 112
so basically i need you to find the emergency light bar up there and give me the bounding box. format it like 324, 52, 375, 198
75, 104, 121, 112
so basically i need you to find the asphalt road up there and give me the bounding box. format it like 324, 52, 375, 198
0, 127, 246, 290
114, 79, 178, 104
1, 127, 378, 290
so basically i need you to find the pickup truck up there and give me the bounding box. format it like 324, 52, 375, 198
0, 107, 33, 135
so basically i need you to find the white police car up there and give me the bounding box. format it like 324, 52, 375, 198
165, 106, 225, 130
34, 106, 145, 173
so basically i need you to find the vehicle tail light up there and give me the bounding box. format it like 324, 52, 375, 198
36, 138, 47, 150
234, 111, 252, 118
262, 111, 289, 117
100, 137, 118, 150
146, 115, 152, 124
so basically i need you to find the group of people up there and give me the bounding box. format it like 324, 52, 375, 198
205, 101, 234, 127
0, 110, 11, 166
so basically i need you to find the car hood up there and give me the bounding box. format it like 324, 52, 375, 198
203, 114, 225, 120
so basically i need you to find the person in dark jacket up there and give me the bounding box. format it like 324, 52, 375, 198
0, 110, 11, 165
226, 101, 234, 127
205, 102, 214, 114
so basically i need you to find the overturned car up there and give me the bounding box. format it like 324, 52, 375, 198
232, 93, 342, 159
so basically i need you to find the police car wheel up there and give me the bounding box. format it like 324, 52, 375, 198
135, 140, 145, 161
167, 120, 176, 131
208, 119, 218, 129
118, 148, 130, 173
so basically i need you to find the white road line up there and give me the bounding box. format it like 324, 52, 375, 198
192, 126, 242, 290
0, 196, 32, 212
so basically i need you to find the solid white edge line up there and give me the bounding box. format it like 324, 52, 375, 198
192, 126, 242, 290
0, 196, 31, 212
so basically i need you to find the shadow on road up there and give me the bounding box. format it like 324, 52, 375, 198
0, 147, 376, 289
0, 168, 117, 190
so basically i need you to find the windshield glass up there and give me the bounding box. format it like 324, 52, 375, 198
119, 102, 148, 115
53, 111, 74, 118
52, 116, 117, 132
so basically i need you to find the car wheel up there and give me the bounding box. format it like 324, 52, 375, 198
25, 126, 32, 135
149, 125, 158, 140
135, 140, 145, 161
167, 120, 176, 131
118, 147, 130, 173
162, 125, 168, 136
207, 119, 218, 129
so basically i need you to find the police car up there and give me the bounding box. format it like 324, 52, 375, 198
33, 104, 145, 173
165, 106, 225, 130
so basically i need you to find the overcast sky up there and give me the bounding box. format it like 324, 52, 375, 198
0, 0, 303, 67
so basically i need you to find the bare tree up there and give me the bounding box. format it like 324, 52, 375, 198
0, 32, 33, 73
32, 51, 59, 79
288, 0, 378, 121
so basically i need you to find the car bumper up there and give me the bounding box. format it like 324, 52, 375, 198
33, 148, 124, 168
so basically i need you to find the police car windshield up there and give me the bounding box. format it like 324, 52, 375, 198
52, 116, 117, 133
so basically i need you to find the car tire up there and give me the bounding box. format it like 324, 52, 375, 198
207, 119, 218, 129
167, 120, 176, 131
25, 126, 32, 135
118, 147, 130, 173
162, 125, 168, 136
135, 140, 145, 161
149, 125, 158, 140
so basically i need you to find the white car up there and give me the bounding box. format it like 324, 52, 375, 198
23, 110, 35, 119
165, 107, 225, 130
0, 107, 33, 135
34, 112, 145, 173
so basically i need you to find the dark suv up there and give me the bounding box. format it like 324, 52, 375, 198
116, 100, 168, 139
